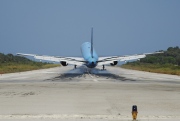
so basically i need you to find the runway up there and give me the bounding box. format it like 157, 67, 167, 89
0, 66, 180, 121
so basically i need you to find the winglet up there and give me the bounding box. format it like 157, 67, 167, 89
91, 27, 93, 58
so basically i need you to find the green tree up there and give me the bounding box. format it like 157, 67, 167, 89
176, 55, 180, 66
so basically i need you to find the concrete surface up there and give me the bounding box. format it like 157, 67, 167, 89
0, 66, 180, 121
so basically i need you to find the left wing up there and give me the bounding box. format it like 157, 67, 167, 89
17, 53, 86, 66
97, 52, 163, 66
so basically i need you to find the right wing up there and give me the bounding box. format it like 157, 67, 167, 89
97, 52, 163, 66
16, 53, 86, 66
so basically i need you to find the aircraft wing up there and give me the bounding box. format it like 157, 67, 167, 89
16, 53, 86, 66
97, 52, 163, 66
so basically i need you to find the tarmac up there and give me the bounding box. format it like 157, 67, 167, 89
0, 66, 180, 121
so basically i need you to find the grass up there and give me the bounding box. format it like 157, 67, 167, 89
121, 63, 180, 75
0, 62, 60, 74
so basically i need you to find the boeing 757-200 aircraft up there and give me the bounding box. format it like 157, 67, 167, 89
17, 28, 162, 70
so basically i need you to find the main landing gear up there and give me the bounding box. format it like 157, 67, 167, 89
102, 65, 105, 70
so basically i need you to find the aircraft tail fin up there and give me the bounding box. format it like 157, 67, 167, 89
91, 27, 93, 58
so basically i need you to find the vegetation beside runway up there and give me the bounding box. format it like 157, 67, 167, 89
0, 53, 60, 74
122, 63, 180, 75
122, 46, 180, 75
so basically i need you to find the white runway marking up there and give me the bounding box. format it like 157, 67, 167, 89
0, 114, 180, 120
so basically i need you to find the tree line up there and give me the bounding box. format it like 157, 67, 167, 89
139, 46, 180, 66
0, 53, 31, 63
0, 53, 49, 66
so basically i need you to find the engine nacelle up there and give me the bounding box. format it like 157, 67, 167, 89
60, 61, 68, 66
110, 61, 118, 66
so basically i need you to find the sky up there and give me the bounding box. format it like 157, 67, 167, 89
0, 0, 180, 57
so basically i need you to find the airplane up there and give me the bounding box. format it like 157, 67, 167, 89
17, 28, 162, 70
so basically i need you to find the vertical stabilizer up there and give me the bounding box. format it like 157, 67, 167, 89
91, 28, 93, 58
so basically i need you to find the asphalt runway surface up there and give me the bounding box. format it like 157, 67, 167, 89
0, 66, 180, 121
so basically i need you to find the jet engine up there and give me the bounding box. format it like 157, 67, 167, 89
60, 61, 68, 66
110, 61, 118, 66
